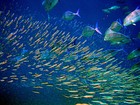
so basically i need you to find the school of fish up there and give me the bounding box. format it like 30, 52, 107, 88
0, 1, 140, 105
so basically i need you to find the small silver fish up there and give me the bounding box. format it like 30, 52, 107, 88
102, 9, 110, 13
108, 6, 120, 11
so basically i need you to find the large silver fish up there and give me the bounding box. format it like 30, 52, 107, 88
102, 5, 120, 14
123, 7, 140, 26
104, 29, 131, 44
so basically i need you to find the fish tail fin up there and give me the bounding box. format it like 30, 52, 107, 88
95, 22, 102, 35
75, 9, 81, 17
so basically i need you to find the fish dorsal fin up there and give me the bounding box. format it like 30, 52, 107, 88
135, 6, 140, 10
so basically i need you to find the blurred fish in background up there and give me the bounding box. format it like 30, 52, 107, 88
42, 0, 59, 21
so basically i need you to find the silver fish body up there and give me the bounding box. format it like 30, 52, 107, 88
123, 8, 140, 26
82, 26, 95, 37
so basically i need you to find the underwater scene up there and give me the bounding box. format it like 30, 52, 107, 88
0, 0, 140, 105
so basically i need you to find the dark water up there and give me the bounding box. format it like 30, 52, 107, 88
0, 0, 140, 105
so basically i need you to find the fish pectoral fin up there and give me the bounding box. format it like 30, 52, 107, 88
131, 20, 136, 26
133, 23, 136, 26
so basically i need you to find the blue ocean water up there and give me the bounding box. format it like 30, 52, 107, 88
0, 0, 140, 105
